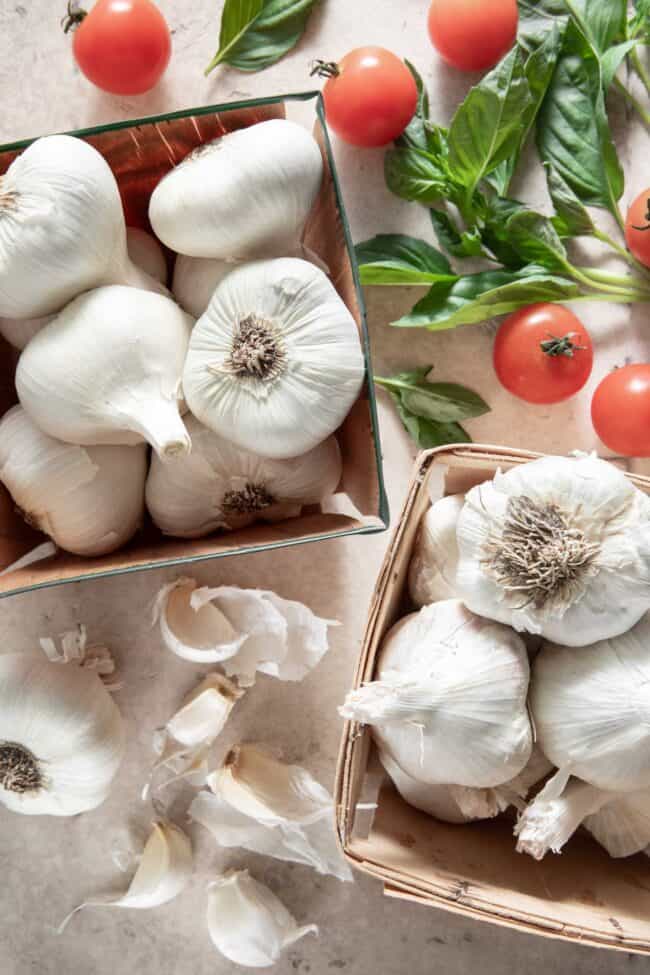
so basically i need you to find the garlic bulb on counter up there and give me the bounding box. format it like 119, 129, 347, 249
531, 615, 650, 792
16, 286, 193, 461
0, 406, 146, 556
0, 135, 164, 319
149, 119, 323, 260
183, 258, 365, 459
408, 494, 464, 607
340, 599, 532, 789
455, 454, 650, 646
146, 413, 342, 538
0, 651, 124, 816
0, 314, 53, 352
172, 254, 233, 319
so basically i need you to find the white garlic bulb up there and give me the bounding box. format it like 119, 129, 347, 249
0, 652, 124, 815
408, 494, 464, 607
456, 454, 650, 646
149, 119, 323, 260
340, 599, 532, 789
146, 413, 342, 538
0, 135, 164, 319
531, 615, 650, 792
0, 313, 53, 352
0, 406, 146, 556
16, 286, 193, 460
183, 258, 365, 459
172, 254, 233, 319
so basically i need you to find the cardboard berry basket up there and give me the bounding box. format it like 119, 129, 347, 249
335, 444, 650, 955
0, 91, 387, 598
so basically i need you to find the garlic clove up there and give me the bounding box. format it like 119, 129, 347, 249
58, 820, 193, 931
153, 578, 248, 664
206, 869, 318, 968
408, 494, 464, 607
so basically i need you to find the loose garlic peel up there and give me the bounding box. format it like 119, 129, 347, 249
408, 493, 464, 607
58, 820, 193, 932
206, 870, 318, 969
456, 454, 650, 646
154, 577, 335, 684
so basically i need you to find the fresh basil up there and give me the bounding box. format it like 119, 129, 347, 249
517, 0, 569, 52
565, 0, 626, 54
205, 0, 319, 75
546, 164, 595, 235
629, 0, 650, 40
429, 211, 486, 258
505, 210, 569, 271
601, 40, 639, 89
397, 60, 430, 151
355, 235, 456, 286
384, 146, 451, 204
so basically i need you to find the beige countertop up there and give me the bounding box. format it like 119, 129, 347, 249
1, 2, 649, 973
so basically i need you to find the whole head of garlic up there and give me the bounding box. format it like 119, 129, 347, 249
455, 453, 650, 646
0, 651, 124, 816
146, 412, 342, 538
408, 494, 463, 607
16, 286, 193, 461
531, 614, 650, 792
149, 119, 323, 260
183, 257, 365, 459
0, 135, 163, 319
340, 599, 532, 789
0, 406, 146, 556
172, 254, 233, 319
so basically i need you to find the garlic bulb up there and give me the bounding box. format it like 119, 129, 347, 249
408, 494, 464, 607
0, 652, 124, 815
146, 413, 342, 538
149, 119, 323, 260
0, 406, 146, 556
456, 454, 650, 646
172, 254, 233, 319
0, 134, 164, 319
16, 286, 192, 460
340, 599, 532, 788
531, 615, 650, 792
183, 257, 365, 459
206, 870, 318, 968
585, 789, 650, 858
0, 313, 53, 352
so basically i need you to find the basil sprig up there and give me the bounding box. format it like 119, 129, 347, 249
206, 0, 320, 75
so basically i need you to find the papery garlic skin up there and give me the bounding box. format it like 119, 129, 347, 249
146, 413, 342, 538
16, 286, 193, 460
456, 454, 650, 646
340, 599, 532, 788
183, 257, 364, 459
150, 119, 323, 260
172, 254, 233, 318
585, 789, 650, 858
408, 494, 464, 607
531, 616, 650, 792
0, 652, 124, 816
0, 406, 146, 556
0, 314, 53, 352
0, 135, 164, 319
125, 227, 167, 285
207, 870, 317, 968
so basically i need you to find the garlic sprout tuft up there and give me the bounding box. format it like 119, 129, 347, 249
206, 870, 318, 968
456, 454, 650, 646
146, 413, 342, 538
408, 494, 464, 607
183, 257, 365, 460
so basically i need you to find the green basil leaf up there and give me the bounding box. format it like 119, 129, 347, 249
546, 163, 596, 235
385, 146, 451, 204
355, 234, 455, 285
517, 0, 569, 53
393, 266, 581, 330
429, 210, 486, 258
448, 46, 532, 201
481, 197, 530, 268
205, 0, 319, 74
382, 386, 474, 449
629, 0, 650, 40
565, 0, 626, 53
376, 372, 489, 422
397, 60, 430, 150
601, 39, 638, 88
505, 209, 569, 270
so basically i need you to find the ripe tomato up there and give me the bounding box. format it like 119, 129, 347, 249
317, 48, 418, 148
493, 303, 593, 405
69, 0, 171, 96
591, 364, 650, 457
428, 0, 518, 72
625, 188, 650, 268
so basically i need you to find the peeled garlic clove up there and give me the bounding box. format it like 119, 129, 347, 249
166, 673, 243, 748
150, 119, 323, 260
408, 494, 464, 607
0, 406, 147, 556
125, 227, 167, 285
207, 870, 317, 968
153, 578, 248, 663
340, 599, 532, 789
59, 820, 193, 931
16, 286, 192, 461
172, 254, 234, 318
145, 413, 341, 538
183, 257, 365, 460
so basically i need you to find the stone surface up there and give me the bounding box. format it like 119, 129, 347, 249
1, 2, 650, 973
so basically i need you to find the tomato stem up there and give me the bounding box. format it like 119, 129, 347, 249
310, 60, 340, 79
61, 0, 86, 33
540, 333, 586, 358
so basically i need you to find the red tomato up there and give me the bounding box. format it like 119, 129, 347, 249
591, 364, 650, 457
318, 48, 418, 148
428, 0, 518, 72
71, 0, 171, 96
493, 304, 593, 405
625, 188, 650, 268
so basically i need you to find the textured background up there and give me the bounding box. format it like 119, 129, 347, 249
1, 2, 649, 973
